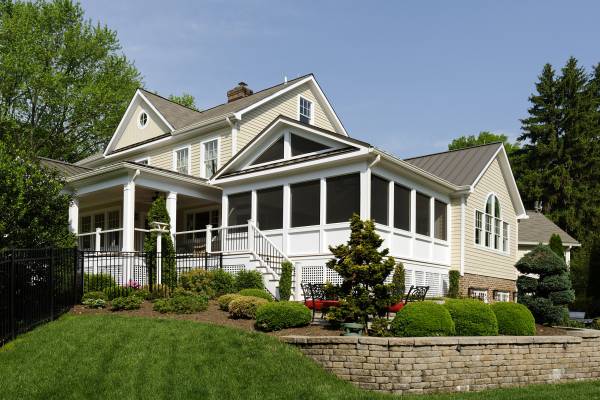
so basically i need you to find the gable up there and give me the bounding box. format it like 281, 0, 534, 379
113, 103, 170, 151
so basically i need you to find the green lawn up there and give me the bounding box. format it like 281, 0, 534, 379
1, 315, 600, 400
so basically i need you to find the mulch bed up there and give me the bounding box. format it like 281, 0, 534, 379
70, 301, 573, 337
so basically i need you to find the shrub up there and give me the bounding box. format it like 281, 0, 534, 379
255, 302, 311, 331
369, 317, 391, 337
235, 270, 264, 291
279, 261, 293, 301
228, 296, 268, 319
390, 302, 455, 337
448, 270, 460, 298
82, 298, 106, 309
390, 263, 406, 301
83, 273, 116, 292
130, 289, 152, 301
110, 296, 142, 311
238, 288, 273, 302
444, 299, 498, 336
81, 291, 107, 302
491, 302, 536, 336
103, 286, 135, 300
549, 233, 565, 260
178, 269, 214, 297
153, 289, 208, 314
218, 293, 242, 311
211, 269, 236, 297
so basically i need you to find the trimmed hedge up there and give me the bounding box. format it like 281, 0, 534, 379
444, 299, 498, 336
390, 302, 455, 337
255, 302, 311, 331
178, 269, 214, 297
110, 296, 142, 311
491, 302, 536, 336
238, 288, 273, 302
211, 269, 236, 297
153, 290, 208, 314
228, 296, 269, 319
218, 294, 242, 311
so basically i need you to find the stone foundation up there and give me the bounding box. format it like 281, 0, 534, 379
459, 273, 516, 302
282, 330, 600, 395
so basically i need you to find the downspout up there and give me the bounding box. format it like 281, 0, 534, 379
460, 194, 466, 276
226, 116, 240, 156
368, 154, 381, 169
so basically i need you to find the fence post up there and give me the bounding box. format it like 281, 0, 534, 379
247, 220, 254, 252
73, 248, 79, 304
156, 232, 162, 285
95, 227, 101, 251
219, 252, 223, 270
9, 250, 15, 340
49, 248, 55, 321
205, 225, 212, 253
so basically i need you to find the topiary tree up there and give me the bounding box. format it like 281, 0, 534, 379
390, 262, 405, 301
144, 196, 176, 288
326, 214, 396, 329
549, 234, 565, 261
516, 244, 575, 325
278, 261, 293, 301
448, 270, 461, 298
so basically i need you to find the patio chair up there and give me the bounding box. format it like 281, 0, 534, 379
387, 285, 429, 316
301, 283, 340, 321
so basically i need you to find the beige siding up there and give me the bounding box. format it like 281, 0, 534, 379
238, 83, 337, 150
463, 158, 518, 280
114, 104, 168, 150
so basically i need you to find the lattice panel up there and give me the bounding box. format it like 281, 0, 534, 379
222, 264, 245, 275
325, 268, 343, 286
300, 265, 324, 284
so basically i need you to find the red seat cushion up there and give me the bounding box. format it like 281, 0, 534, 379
388, 302, 404, 313
304, 300, 340, 310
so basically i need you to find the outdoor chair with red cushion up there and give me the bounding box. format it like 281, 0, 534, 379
301, 283, 340, 321
387, 285, 429, 316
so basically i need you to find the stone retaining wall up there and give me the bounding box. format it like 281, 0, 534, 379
282, 330, 600, 395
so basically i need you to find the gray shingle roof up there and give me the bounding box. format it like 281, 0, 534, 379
39, 157, 92, 177
140, 74, 312, 131
404, 142, 502, 187
519, 210, 580, 246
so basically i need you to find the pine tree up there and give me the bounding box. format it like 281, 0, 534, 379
549, 234, 565, 260
326, 214, 396, 328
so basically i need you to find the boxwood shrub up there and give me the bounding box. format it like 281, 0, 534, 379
178, 269, 214, 297
153, 289, 208, 314
110, 296, 142, 311
235, 270, 264, 291
444, 299, 499, 336
255, 302, 311, 331
83, 273, 116, 292
228, 296, 269, 319
218, 293, 242, 311
238, 288, 273, 302
390, 302, 455, 337
211, 269, 236, 297
491, 302, 536, 336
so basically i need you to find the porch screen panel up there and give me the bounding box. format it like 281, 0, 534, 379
394, 184, 410, 231
326, 173, 360, 224
251, 136, 284, 166
228, 192, 251, 226
257, 186, 283, 230
291, 180, 320, 227
434, 200, 447, 240
415, 192, 430, 236
107, 210, 120, 250
370, 175, 388, 225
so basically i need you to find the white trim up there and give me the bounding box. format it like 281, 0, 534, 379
200, 136, 220, 178
138, 91, 175, 131
137, 110, 149, 129
172, 144, 192, 175
298, 95, 314, 125
134, 156, 150, 165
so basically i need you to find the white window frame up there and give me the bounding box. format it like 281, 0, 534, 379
200, 137, 220, 178
298, 96, 313, 124
172, 144, 191, 175
494, 290, 510, 302
474, 193, 510, 255
137, 110, 149, 129
134, 157, 150, 165
470, 288, 489, 303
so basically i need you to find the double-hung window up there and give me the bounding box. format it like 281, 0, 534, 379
299, 97, 312, 124
174, 147, 190, 174
475, 194, 509, 253
203, 139, 218, 178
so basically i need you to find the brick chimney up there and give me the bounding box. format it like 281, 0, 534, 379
227, 82, 253, 103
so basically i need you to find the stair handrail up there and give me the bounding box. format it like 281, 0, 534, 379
248, 220, 294, 278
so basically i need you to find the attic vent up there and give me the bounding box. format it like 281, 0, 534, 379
227, 82, 253, 103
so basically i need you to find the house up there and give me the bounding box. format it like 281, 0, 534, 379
517, 210, 580, 265
46, 74, 530, 300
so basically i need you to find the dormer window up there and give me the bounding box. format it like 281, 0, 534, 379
138, 111, 148, 128
299, 97, 312, 124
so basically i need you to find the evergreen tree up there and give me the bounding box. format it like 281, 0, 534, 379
516, 245, 575, 324
448, 131, 520, 156
586, 238, 600, 317
549, 234, 565, 260
144, 196, 176, 288
326, 214, 396, 328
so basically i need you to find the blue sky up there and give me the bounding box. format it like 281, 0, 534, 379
79, 0, 600, 158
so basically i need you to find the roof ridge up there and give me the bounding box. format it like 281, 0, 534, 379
405, 141, 503, 161
38, 156, 92, 170
138, 88, 203, 114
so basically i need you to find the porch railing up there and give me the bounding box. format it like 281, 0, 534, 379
77, 228, 123, 252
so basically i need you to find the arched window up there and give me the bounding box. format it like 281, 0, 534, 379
475, 194, 509, 252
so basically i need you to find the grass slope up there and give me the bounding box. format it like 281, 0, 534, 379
0, 315, 599, 400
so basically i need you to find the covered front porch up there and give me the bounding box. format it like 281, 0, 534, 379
65, 162, 222, 252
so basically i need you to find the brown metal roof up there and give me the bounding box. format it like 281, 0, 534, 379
139, 74, 312, 131
404, 142, 502, 186
519, 210, 580, 246
39, 157, 92, 177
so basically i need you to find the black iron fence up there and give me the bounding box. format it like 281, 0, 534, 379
0, 248, 82, 347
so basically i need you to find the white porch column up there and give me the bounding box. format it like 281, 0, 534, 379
360, 167, 371, 220
68, 197, 79, 234
122, 178, 136, 252
166, 192, 177, 241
